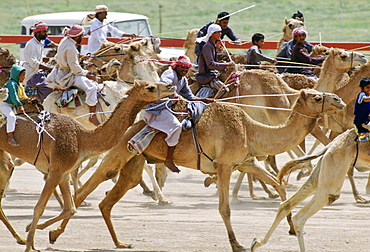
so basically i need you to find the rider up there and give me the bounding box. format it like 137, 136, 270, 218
194, 11, 241, 60
195, 24, 235, 98
0, 65, 27, 146
23, 21, 54, 103
354, 77, 370, 134
45, 25, 100, 126
142, 56, 213, 173
87, 4, 137, 54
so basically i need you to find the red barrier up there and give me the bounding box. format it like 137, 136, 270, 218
1, 35, 370, 51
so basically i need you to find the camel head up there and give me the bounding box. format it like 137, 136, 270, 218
324, 48, 367, 72
310, 45, 329, 57
295, 89, 346, 116
126, 80, 175, 103
20, 98, 44, 113
184, 29, 199, 48
98, 59, 122, 82
0, 88, 8, 101
0, 47, 16, 67
283, 18, 304, 40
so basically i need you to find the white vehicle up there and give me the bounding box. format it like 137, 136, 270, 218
20, 11, 183, 60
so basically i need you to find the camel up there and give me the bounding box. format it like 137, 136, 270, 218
0, 80, 174, 252
184, 28, 199, 63
45, 89, 345, 252
277, 18, 304, 54
250, 128, 368, 252
0, 48, 17, 87
0, 97, 45, 245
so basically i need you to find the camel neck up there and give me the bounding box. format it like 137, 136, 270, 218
80, 93, 148, 154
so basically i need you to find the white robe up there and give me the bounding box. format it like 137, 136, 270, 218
87, 18, 124, 54
23, 37, 44, 84
45, 37, 98, 106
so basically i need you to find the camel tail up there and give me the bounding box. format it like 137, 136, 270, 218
277, 146, 329, 184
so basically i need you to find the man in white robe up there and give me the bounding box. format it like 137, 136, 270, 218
87, 5, 137, 54
45, 25, 100, 126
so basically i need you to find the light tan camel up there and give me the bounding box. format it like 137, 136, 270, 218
184, 28, 199, 63
314, 60, 370, 203
251, 128, 367, 252
277, 18, 304, 53
0, 81, 174, 252
46, 89, 345, 252
0, 98, 46, 245
0, 48, 17, 87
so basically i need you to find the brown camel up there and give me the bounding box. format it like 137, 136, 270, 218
277, 18, 304, 53
46, 89, 345, 252
0, 98, 45, 245
0, 48, 17, 87
0, 80, 174, 252
251, 128, 368, 252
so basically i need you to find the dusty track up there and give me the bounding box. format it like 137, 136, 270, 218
1, 136, 370, 252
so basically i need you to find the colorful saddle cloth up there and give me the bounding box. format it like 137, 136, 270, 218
55, 89, 84, 108
127, 125, 159, 155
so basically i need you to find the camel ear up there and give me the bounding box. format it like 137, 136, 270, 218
130, 43, 141, 52
300, 89, 308, 100
133, 80, 141, 88
285, 17, 289, 24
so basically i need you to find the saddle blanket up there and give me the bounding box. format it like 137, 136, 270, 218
357, 132, 370, 142
127, 125, 159, 155
55, 89, 83, 108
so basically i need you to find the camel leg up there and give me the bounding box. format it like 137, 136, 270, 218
144, 163, 172, 205
366, 173, 370, 195
251, 164, 320, 251
49, 149, 136, 244
258, 179, 279, 199
99, 155, 144, 248
0, 151, 26, 245
238, 158, 294, 234
217, 162, 246, 252
34, 173, 76, 230
231, 172, 245, 202
25, 169, 65, 252
77, 156, 100, 183
347, 166, 369, 203
139, 179, 154, 197
155, 163, 167, 189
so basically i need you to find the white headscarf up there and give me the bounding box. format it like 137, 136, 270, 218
196, 24, 222, 43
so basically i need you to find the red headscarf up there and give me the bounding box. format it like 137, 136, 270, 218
171, 55, 193, 70
31, 21, 48, 34
292, 27, 308, 37
63, 25, 85, 37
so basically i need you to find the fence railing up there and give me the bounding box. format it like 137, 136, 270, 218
1, 35, 370, 51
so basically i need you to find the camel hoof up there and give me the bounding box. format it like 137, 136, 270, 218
80, 201, 92, 207
143, 190, 155, 197
268, 193, 280, 199
116, 242, 134, 248
252, 196, 266, 200
16, 237, 26, 245
158, 200, 173, 206
49, 229, 61, 244
250, 238, 259, 251
25, 223, 31, 232
355, 196, 370, 204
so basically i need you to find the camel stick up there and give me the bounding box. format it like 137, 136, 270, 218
217, 5, 256, 21
91, 18, 155, 58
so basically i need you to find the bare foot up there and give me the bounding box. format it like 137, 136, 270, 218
7, 137, 19, 147
164, 160, 181, 173
89, 115, 100, 126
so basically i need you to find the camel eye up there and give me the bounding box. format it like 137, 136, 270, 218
314, 96, 323, 102
146, 86, 156, 92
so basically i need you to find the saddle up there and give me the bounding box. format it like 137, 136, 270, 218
54, 86, 109, 108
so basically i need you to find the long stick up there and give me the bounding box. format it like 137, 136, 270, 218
218, 5, 256, 20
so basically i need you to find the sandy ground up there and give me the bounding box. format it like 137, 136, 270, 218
1, 135, 370, 252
